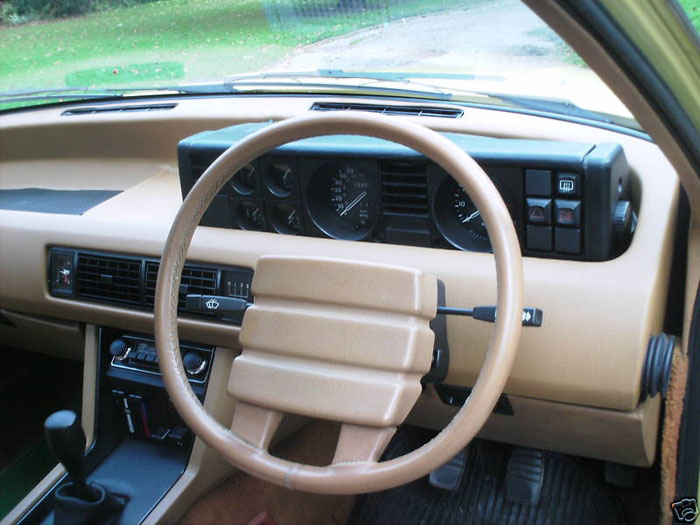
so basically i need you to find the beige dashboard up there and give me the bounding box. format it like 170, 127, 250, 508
0, 95, 680, 468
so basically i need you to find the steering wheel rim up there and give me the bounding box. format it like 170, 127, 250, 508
154, 111, 523, 494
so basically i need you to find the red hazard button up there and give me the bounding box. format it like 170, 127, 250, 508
526, 198, 551, 224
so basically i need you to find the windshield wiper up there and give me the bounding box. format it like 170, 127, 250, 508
211, 70, 455, 100
0, 86, 186, 105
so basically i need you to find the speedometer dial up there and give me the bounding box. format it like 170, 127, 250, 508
306, 161, 379, 240
330, 165, 374, 231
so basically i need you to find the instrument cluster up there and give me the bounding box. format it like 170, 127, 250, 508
179, 124, 634, 261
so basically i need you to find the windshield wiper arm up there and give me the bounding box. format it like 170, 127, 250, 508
0, 92, 128, 104
475, 92, 614, 123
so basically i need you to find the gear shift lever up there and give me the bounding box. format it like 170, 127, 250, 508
44, 410, 94, 501
44, 410, 125, 524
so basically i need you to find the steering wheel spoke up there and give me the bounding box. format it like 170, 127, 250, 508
332, 424, 396, 465
229, 401, 283, 451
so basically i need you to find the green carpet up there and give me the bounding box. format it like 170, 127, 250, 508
0, 439, 56, 520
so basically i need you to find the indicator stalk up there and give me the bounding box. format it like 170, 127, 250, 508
437, 305, 543, 327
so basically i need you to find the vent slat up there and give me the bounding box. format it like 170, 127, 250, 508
380, 161, 429, 217
75, 254, 142, 306
144, 261, 217, 312
311, 102, 462, 119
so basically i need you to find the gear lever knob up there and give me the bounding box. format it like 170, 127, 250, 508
44, 410, 92, 501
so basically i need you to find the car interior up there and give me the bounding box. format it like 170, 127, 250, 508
1, 0, 699, 524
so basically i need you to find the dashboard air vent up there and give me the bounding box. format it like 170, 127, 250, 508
310, 102, 463, 119
75, 253, 142, 306
380, 161, 429, 217
61, 103, 177, 116
144, 261, 218, 311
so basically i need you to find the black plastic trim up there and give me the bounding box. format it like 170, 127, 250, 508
311, 101, 463, 118
640, 333, 675, 400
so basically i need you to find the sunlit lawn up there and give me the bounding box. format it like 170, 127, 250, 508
0, 0, 463, 93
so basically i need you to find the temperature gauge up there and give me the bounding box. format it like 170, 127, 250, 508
268, 203, 303, 235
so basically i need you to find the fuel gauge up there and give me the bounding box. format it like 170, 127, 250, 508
268, 202, 303, 235
234, 200, 266, 231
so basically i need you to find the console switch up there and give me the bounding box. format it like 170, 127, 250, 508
555, 228, 581, 254
525, 169, 551, 196
556, 172, 581, 197
526, 198, 552, 224
554, 200, 581, 227
526, 225, 552, 251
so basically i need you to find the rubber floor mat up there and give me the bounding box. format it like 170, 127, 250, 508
349, 427, 626, 525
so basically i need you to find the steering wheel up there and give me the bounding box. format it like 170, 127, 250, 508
154, 112, 523, 494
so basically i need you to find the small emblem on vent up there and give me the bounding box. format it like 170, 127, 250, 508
205, 298, 221, 310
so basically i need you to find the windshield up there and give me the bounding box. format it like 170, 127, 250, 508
0, 0, 634, 127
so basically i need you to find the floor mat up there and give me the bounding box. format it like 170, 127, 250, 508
180, 420, 355, 525
349, 427, 627, 525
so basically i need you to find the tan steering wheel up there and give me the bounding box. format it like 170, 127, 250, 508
154, 111, 523, 495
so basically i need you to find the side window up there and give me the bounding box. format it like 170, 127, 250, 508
678, 0, 700, 33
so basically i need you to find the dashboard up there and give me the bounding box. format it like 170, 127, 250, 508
0, 95, 682, 470
179, 124, 636, 261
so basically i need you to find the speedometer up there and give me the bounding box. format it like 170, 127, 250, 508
330, 165, 374, 231
306, 161, 379, 240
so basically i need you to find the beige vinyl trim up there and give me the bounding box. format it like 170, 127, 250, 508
0, 310, 83, 361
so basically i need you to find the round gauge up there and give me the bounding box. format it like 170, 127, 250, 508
433, 177, 515, 252
330, 165, 374, 230
266, 162, 296, 197
230, 164, 258, 195
452, 185, 489, 241
306, 162, 379, 240
235, 200, 266, 231
269, 203, 303, 235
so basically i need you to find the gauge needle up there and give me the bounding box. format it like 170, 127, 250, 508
340, 190, 368, 216
462, 210, 481, 223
